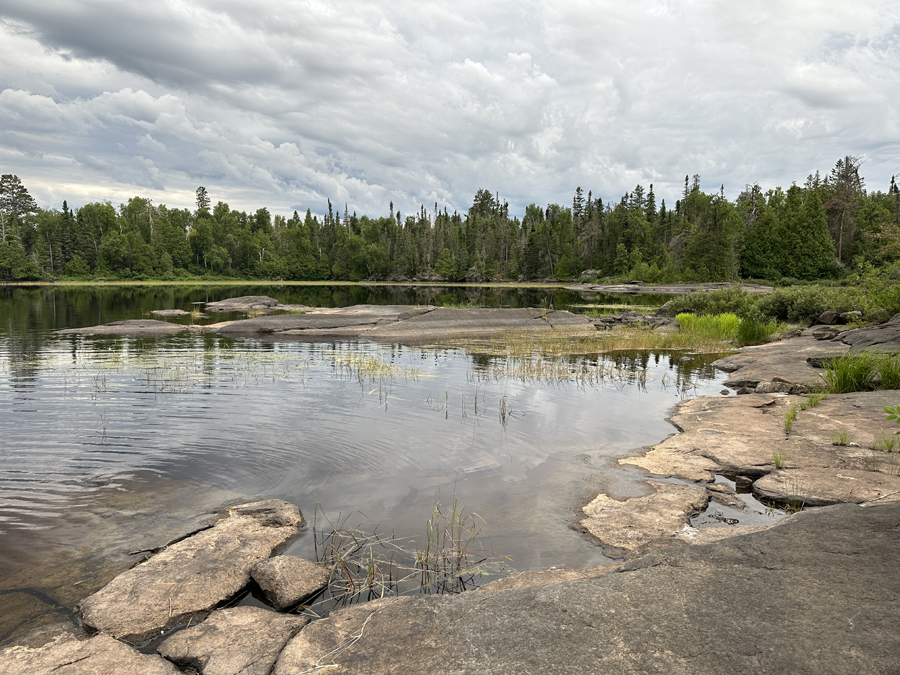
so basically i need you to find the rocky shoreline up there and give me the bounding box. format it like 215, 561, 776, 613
8, 301, 900, 672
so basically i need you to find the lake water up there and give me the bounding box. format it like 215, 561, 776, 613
0, 284, 728, 643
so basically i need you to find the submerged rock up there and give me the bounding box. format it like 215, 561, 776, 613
0, 632, 180, 674
157, 606, 308, 675
250, 556, 328, 610
78, 500, 303, 644
579, 481, 709, 555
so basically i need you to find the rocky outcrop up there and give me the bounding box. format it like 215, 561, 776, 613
78, 500, 303, 644
0, 632, 180, 674
838, 312, 900, 352
590, 310, 676, 330
250, 556, 328, 610
204, 296, 283, 313
620, 391, 900, 507
57, 319, 188, 336
157, 606, 308, 675
272, 501, 900, 674
712, 331, 848, 391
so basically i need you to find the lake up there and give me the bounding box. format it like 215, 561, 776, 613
0, 283, 729, 643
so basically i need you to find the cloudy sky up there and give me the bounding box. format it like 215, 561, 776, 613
1, 1, 898, 219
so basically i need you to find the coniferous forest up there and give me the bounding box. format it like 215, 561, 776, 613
1, 156, 899, 284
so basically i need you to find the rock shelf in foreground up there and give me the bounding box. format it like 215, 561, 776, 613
78, 500, 303, 644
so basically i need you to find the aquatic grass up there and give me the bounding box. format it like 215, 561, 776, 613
676, 312, 741, 342
311, 492, 498, 608
821, 352, 900, 393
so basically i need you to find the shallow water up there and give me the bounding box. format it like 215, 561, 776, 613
0, 284, 727, 643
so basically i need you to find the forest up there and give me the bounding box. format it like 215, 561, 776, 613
0, 156, 898, 284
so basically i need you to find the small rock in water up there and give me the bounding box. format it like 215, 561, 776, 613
251, 556, 329, 610
720, 389, 729, 396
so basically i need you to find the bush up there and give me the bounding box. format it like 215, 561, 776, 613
666, 286, 756, 318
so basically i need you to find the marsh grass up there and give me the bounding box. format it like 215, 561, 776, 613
446, 324, 737, 359
676, 312, 741, 342
311, 494, 497, 609
822, 352, 900, 393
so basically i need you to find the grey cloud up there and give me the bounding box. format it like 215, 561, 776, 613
1, 0, 898, 218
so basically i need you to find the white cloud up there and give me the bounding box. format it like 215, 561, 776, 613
0, 1, 898, 218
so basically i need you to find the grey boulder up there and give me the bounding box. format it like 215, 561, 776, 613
0, 632, 180, 674
157, 606, 308, 675
251, 556, 329, 610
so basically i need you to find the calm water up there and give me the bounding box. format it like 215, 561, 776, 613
0, 284, 725, 643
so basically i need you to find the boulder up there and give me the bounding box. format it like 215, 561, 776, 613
754, 380, 793, 394
157, 606, 308, 675
815, 310, 840, 325
839, 312, 900, 353
78, 500, 303, 644
250, 556, 329, 610
0, 632, 180, 674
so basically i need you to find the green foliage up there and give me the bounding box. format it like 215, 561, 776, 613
831, 428, 851, 446
784, 405, 798, 432
822, 352, 900, 393
676, 312, 741, 341
806, 392, 828, 408
772, 449, 786, 469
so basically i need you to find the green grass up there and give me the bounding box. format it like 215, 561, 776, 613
784, 405, 798, 432
831, 428, 851, 446
676, 312, 741, 342
772, 449, 786, 469
821, 352, 900, 393
806, 392, 828, 407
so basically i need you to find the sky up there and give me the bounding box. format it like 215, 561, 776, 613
1, 0, 898, 219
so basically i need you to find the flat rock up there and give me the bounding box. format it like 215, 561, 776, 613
205, 296, 282, 312
565, 282, 773, 295
839, 312, 900, 352
753, 468, 900, 507
366, 306, 594, 340
78, 500, 303, 644
157, 606, 308, 675
150, 309, 192, 317
579, 481, 709, 555
57, 319, 187, 336
0, 632, 180, 674
712, 332, 848, 389
250, 556, 328, 610
480, 564, 616, 592
272, 501, 900, 674
620, 390, 900, 509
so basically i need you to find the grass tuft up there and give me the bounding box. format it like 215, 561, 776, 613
822, 352, 900, 393
831, 428, 851, 446
784, 405, 798, 433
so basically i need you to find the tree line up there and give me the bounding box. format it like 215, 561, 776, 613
1, 156, 898, 283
